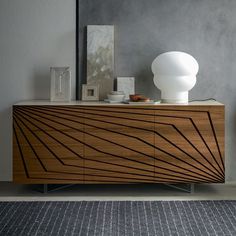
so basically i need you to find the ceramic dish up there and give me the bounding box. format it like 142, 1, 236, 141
107, 94, 125, 102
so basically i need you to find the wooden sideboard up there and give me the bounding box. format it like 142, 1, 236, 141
13, 100, 225, 184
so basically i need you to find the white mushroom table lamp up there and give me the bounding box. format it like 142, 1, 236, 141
151, 51, 199, 104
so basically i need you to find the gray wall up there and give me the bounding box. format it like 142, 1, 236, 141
79, 0, 236, 181
1, 0, 236, 182
0, 0, 76, 181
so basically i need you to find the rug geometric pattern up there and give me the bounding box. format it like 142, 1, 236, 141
0, 201, 234, 236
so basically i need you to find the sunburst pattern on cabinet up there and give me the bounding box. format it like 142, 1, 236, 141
13, 103, 224, 184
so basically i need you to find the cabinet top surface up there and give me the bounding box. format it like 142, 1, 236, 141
14, 100, 224, 106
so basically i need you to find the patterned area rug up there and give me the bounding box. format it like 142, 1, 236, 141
0, 201, 235, 236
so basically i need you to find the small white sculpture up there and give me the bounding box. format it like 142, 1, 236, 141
50, 67, 71, 102
151, 51, 199, 104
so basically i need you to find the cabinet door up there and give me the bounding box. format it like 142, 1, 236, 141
154, 106, 224, 184
83, 106, 155, 183
13, 105, 84, 184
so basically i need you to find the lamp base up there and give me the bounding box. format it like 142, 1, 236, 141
161, 91, 188, 104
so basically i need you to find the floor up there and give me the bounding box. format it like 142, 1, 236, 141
0, 182, 236, 201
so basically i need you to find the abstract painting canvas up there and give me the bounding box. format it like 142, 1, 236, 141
87, 25, 114, 100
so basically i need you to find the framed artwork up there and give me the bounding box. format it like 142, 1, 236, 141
117, 77, 135, 100
50, 67, 71, 102
87, 25, 114, 100
82, 84, 99, 101
76, 2, 115, 100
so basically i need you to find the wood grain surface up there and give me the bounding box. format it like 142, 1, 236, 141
13, 105, 224, 184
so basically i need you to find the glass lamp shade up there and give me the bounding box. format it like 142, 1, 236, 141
151, 51, 199, 104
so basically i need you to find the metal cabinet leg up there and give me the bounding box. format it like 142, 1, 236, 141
164, 183, 195, 193
43, 184, 48, 194
35, 184, 75, 193
190, 184, 195, 194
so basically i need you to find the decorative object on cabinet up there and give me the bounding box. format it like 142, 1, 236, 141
50, 67, 71, 102
129, 94, 150, 102
117, 77, 135, 100
13, 100, 224, 184
87, 25, 114, 100
125, 100, 157, 105
106, 91, 125, 102
151, 51, 199, 104
82, 84, 99, 101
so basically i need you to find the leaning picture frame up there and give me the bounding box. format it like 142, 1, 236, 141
82, 84, 99, 101
50, 67, 71, 102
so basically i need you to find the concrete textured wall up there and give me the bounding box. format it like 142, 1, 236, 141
1, 0, 236, 182
0, 0, 76, 181
79, 0, 236, 181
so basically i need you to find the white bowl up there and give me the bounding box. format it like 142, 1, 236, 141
107, 94, 125, 102
110, 91, 125, 95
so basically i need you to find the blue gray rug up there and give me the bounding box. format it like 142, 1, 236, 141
0, 201, 235, 235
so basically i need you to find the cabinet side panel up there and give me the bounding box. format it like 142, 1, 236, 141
209, 106, 225, 178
